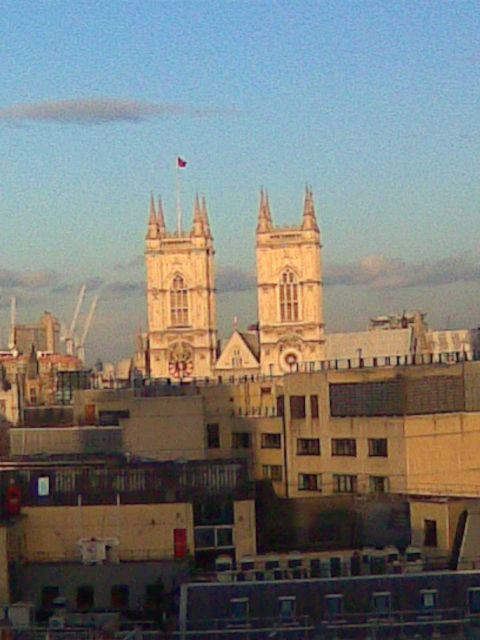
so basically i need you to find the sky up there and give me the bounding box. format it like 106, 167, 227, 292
0, 1, 479, 363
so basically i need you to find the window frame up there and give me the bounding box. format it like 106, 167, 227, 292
297, 438, 321, 456
333, 474, 358, 494
298, 473, 322, 492
170, 274, 189, 327
261, 433, 282, 449
331, 438, 357, 457
263, 465, 283, 482
279, 269, 300, 323
368, 438, 388, 457
232, 432, 251, 449
206, 423, 220, 449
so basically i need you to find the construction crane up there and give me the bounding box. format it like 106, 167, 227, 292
63, 285, 86, 356
76, 295, 99, 364
8, 296, 16, 350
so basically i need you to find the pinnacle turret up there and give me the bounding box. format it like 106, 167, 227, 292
157, 196, 166, 235
201, 196, 212, 238
256, 187, 273, 232
146, 193, 159, 240
192, 193, 204, 236
302, 185, 319, 231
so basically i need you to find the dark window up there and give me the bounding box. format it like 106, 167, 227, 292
263, 465, 283, 481
194, 527, 215, 549
370, 476, 389, 493
468, 589, 480, 614
194, 500, 233, 525
310, 395, 319, 418
290, 396, 306, 419
217, 527, 234, 547
230, 598, 249, 623
77, 585, 94, 610
368, 438, 388, 457
421, 590, 438, 610
298, 473, 321, 491
372, 592, 391, 614
424, 519, 438, 547
330, 381, 403, 417
261, 433, 281, 449
261, 387, 272, 395
333, 474, 358, 493
279, 597, 296, 621
332, 438, 356, 456
297, 438, 320, 456
41, 586, 59, 610
111, 585, 129, 609
98, 410, 130, 426
232, 432, 251, 448
207, 423, 220, 449
325, 595, 343, 617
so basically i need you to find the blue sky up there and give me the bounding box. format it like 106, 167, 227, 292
1, 1, 479, 362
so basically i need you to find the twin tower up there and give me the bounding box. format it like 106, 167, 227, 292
145, 189, 325, 379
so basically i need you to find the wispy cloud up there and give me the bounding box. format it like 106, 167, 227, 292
0, 98, 222, 125
0, 268, 59, 289
325, 253, 480, 289
103, 281, 144, 296
114, 256, 144, 271
50, 277, 104, 296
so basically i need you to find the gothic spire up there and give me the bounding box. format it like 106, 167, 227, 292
302, 185, 319, 231
157, 196, 166, 235
146, 192, 159, 239
201, 195, 212, 238
192, 192, 204, 236
256, 187, 273, 232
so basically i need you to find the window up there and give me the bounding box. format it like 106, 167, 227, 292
325, 594, 343, 618
420, 589, 438, 610
368, 438, 388, 457
41, 586, 59, 610
263, 465, 283, 481
370, 476, 389, 493
279, 269, 299, 322
231, 348, 243, 368
333, 474, 358, 493
261, 433, 281, 449
207, 423, 220, 449
331, 438, 356, 456
279, 596, 296, 622
76, 585, 94, 610
290, 395, 306, 419
194, 526, 234, 549
232, 432, 251, 449
230, 598, 249, 624
297, 438, 321, 456
468, 588, 480, 614
170, 275, 189, 326
111, 585, 129, 609
424, 519, 438, 547
298, 473, 321, 491
37, 476, 50, 497
311, 395, 319, 418
372, 592, 391, 615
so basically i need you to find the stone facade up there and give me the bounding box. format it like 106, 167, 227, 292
145, 188, 326, 379
256, 187, 325, 376
145, 195, 217, 379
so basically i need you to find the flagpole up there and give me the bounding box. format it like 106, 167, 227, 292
176, 159, 182, 235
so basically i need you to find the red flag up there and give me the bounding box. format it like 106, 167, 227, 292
177, 156, 187, 168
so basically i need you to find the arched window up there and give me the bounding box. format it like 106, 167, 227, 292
279, 269, 299, 322
170, 275, 189, 326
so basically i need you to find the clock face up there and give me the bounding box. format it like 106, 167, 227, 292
168, 341, 193, 379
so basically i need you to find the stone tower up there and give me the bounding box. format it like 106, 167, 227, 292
256, 187, 325, 375
145, 194, 217, 379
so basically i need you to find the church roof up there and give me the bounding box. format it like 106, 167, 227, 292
238, 331, 260, 360
325, 328, 413, 360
